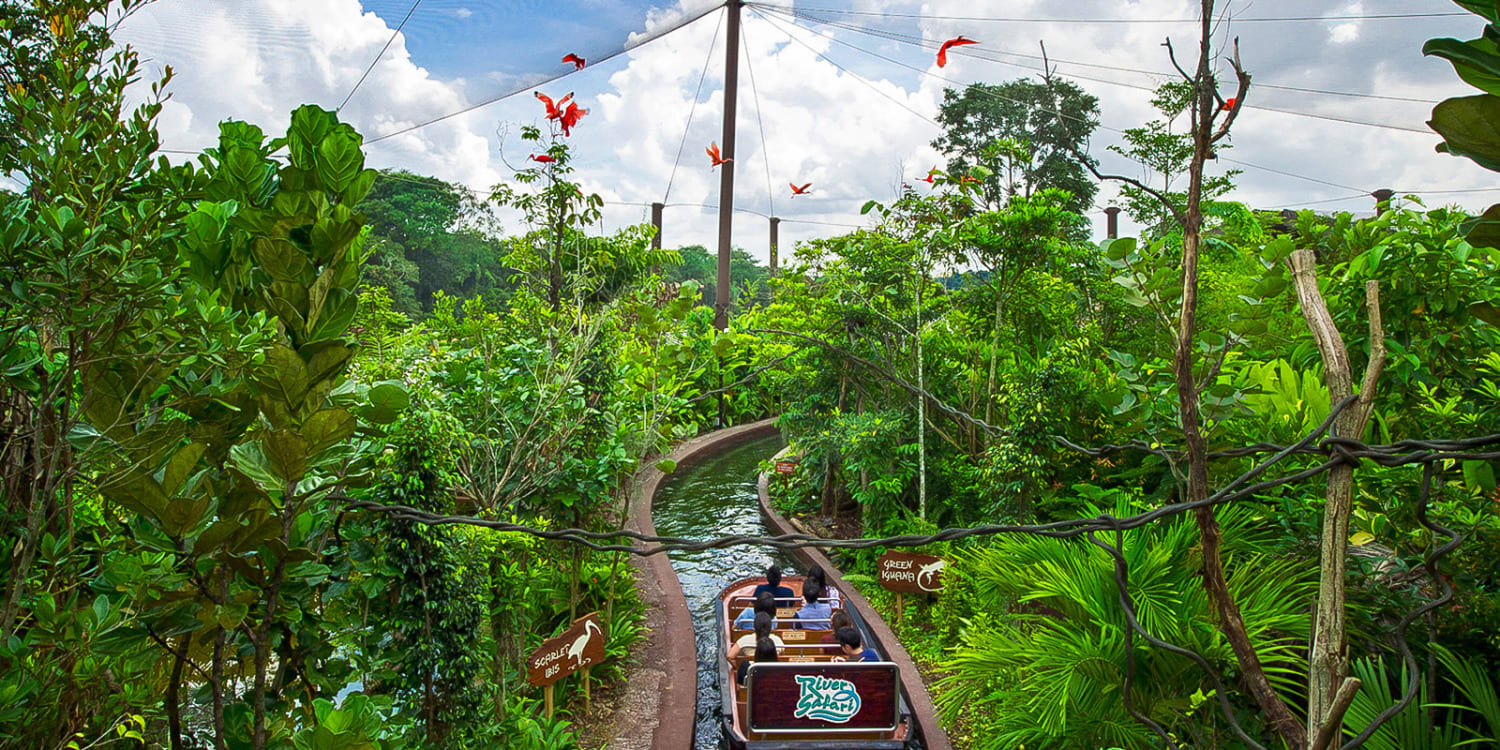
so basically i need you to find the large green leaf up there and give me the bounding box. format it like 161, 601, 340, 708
1451, 0, 1500, 24
263, 430, 310, 485
301, 409, 357, 454
161, 442, 206, 496
1429, 94, 1500, 172
315, 128, 365, 194
1424, 37, 1500, 97
99, 474, 169, 520
1459, 203, 1500, 248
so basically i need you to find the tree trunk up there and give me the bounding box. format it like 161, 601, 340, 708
168, 635, 187, 750
1179, 5, 1306, 746
1289, 254, 1385, 747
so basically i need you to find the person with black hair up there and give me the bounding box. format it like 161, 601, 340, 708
736, 636, 779, 686
736, 611, 785, 656
734, 590, 778, 630
805, 564, 841, 608
833, 626, 879, 662
794, 580, 832, 630
751, 564, 795, 601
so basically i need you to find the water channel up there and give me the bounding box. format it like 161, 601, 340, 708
649, 432, 792, 749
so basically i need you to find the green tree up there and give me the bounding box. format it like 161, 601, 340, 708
932, 79, 1100, 214
1108, 81, 1240, 238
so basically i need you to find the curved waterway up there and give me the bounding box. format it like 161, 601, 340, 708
650, 432, 791, 749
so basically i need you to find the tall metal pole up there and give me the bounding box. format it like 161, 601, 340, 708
714, 0, 741, 331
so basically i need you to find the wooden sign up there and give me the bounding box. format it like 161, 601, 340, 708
527, 612, 607, 687
747, 663, 900, 732
774, 459, 798, 474
876, 551, 945, 594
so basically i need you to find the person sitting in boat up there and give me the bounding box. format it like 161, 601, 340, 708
736, 611, 785, 657
832, 626, 879, 662
751, 564, 796, 602
821, 611, 853, 644
736, 636, 779, 686
734, 590, 777, 630
805, 564, 841, 608
794, 581, 832, 630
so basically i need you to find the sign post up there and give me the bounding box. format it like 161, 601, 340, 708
774, 459, 798, 475
876, 551, 945, 628
527, 612, 608, 718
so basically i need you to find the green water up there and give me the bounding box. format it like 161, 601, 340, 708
650, 432, 791, 749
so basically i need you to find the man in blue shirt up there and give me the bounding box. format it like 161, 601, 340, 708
834, 626, 879, 662
794, 581, 832, 630
751, 565, 795, 602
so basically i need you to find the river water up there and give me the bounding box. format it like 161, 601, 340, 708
649, 433, 792, 749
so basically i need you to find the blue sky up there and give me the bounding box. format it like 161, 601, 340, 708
115, 0, 1499, 258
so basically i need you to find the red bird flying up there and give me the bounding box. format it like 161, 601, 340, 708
563, 53, 586, 70
706, 141, 731, 167
936, 36, 977, 67
529, 154, 556, 163
789, 182, 812, 196
559, 100, 587, 136
535, 91, 573, 120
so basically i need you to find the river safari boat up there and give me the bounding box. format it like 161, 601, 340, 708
715, 575, 915, 749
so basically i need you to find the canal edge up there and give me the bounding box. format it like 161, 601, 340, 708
755, 460, 955, 750
621, 418, 781, 750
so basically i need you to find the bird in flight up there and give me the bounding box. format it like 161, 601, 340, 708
559, 100, 587, 136
918, 167, 938, 184
529, 154, 556, 163
536, 91, 573, 121
790, 182, 812, 196
706, 142, 731, 167
936, 36, 977, 67
563, 53, 586, 70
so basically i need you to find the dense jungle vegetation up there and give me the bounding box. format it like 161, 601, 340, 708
2, 1, 1499, 749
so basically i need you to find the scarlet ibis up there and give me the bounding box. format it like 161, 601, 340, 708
918, 167, 938, 184
559, 101, 587, 136
536, 91, 573, 120
529, 154, 556, 163
563, 53, 586, 70
936, 36, 977, 67
706, 142, 731, 167
1221, 97, 1237, 111
790, 182, 812, 196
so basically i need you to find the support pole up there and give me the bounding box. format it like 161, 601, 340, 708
1372, 188, 1394, 217
651, 201, 664, 250
582, 667, 591, 713
714, 0, 742, 332
544, 684, 554, 719
1104, 206, 1121, 239
769, 216, 780, 277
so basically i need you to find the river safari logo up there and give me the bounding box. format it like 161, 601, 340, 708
792, 674, 862, 723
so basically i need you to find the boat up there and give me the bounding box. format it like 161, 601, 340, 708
715, 574, 916, 749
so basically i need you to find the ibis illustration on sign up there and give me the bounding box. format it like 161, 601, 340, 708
527, 612, 607, 687
793, 674, 862, 723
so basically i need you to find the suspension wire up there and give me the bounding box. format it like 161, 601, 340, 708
763, 6, 1438, 105
338, 0, 423, 112
758, 3, 1434, 136
751, 10, 941, 128
744, 4, 1468, 24
741, 18, 777, 219
365, 0, 723, 145
662, 9, 726, 204
1219, 156, 1369, 193
755, 5, 1387, 194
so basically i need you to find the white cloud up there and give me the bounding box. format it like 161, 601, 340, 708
115, 0, 1500, 254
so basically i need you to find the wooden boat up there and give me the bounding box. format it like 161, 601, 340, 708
715, 575, 916, 749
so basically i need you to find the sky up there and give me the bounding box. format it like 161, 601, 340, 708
108, 0, 1497, 265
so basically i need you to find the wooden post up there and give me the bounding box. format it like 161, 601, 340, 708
769, 216, 780, 277
714, 0, 742, 332
582, 667, 591, 713
651, 201, 664, 250
544, 683, 554, 719
895, 593, 904, 626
